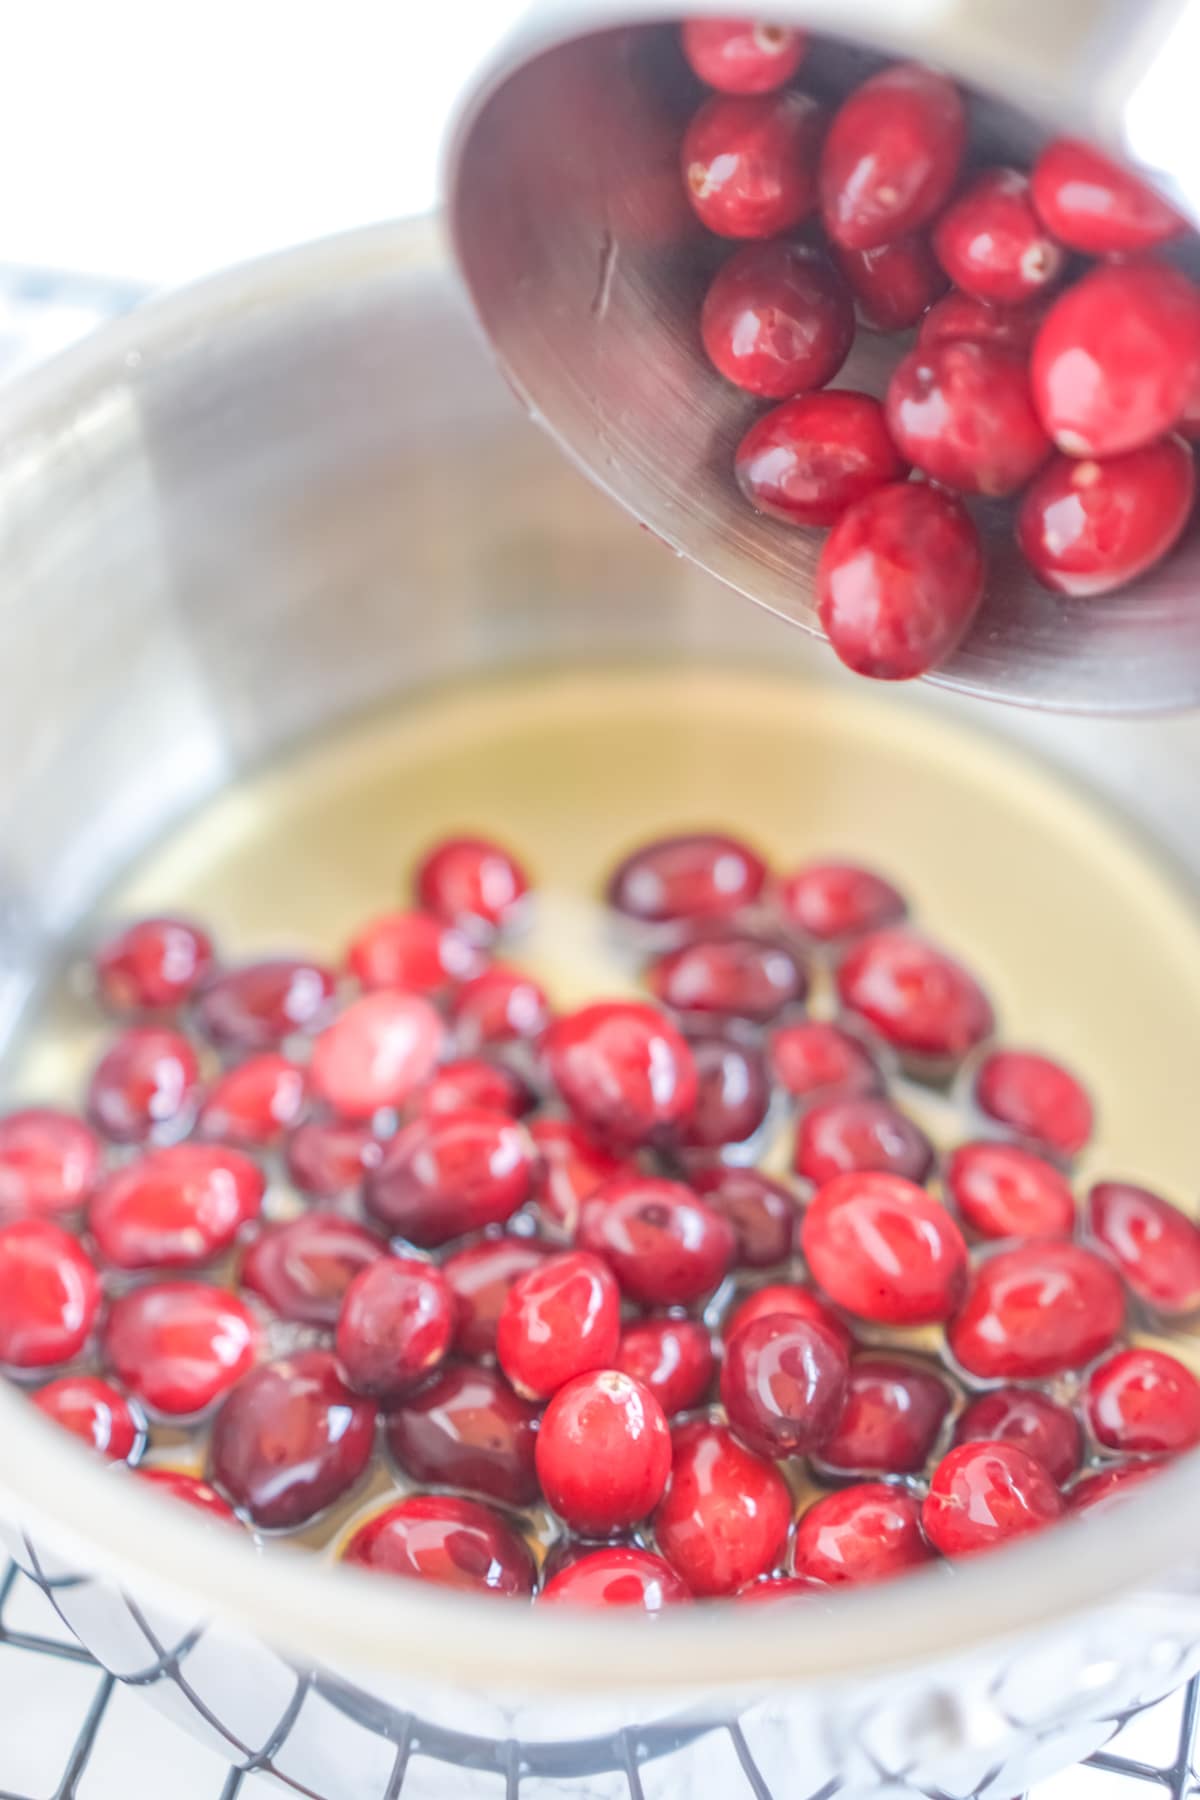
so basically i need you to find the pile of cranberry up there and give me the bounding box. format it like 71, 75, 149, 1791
678, 18, 1200, 680
0, 827, 1198, 1611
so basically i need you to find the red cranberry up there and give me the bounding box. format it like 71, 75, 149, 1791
411, 1058, 534, 1121
793, 1483, 933, 1584
137, 1467, 238, 1523
103, 1282, 259, 1416
196, 1053, 306, 1148
578, 1175, 735, 1306
817, 483, 985, 681
194, 959, 336, 1051
543, 1002, 698, 1147
683, 91, 824, 239
1086, 1180, 1200, 1318
413, 835, 529, 939
689, 1166, 796, 1268
954, 1387, 1082, 1486
947, 1241, 1124, 1379
803, 1172, 967, 1325
886, 341, 1050, 496
653, 1419, 791, 1596
918, 291, 1045, 354
819, 1355, 952, 1475
1086, 1347, 1200, 1456
837, 926, 994, 1062
606, 832, 767, 926
346, 909, 483, 994
365, 1108, 533, 1246
795, 1096, 934, 1186
386, 1363, 540, 1507
720, 1310, 849, 1457
209, 1350, 376, 1528
737, 1575, 827, 1603
241, 1212, 384, 1327
647, 931, 805, 1023
341, 1495, 535, 1596
33, 1375, 145, 1463
1031, 263, 1200, 456
701, 242, 854, 398
923, 1441, 1064, 1557
496, 1249, 620, 1399
1017, 438, 1195, 597
1031, 138, 1185, 255
87, 1026, 200, 1144
680, 17, 806, 94
540, 1546, 691, 1610
537, 1370, 671, 1534
820, 63, 966, 249
724, 1282, 854, 1356
89, 1143, 265, 1271
932, 168, 1066, 305
0, 1220, 99, 1368
527, 1117, 627, 1238
284, 1120, 383, 1198
615, 1317, 715, 1415
0, 1109, 101, 1219
768, 1021, 881, 1106
95, 916, 215, 1013
736, 391, 908, 529
832, 234, 948, 331
678, 1032, 770, 1150
309, 991, 445, 1121
973, 1048, 1093, 1158
450, 965, 551, 1049
1070, 1464, 1158, 1513
335, 1256, 453, 1401
442, 1235, 550, 1358
779, 861, 906, 942
945, 1142, 1076, 1241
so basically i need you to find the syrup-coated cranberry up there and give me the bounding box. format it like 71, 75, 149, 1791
678, 1033, 770, 1150
386, 1363, 540, 1507
820, 63, 966, 249
817, 484, 985, 681
309, 991, 445, 1121
0, 1109, 101, 1219
365, 1108, 534, 1246
606, 832, 767, 926
647, 931, 805, 1023
335, 1256, 455, 1401
96, 916, 215, 1013
196, 1053, 306, 1148
537, 1370, 672, 1534
923, 1441, 1064, 1557
578, 1175, 735, 1305
768, 1021, 881, 1106
1017, 438, 1195, 597
918, 291, 1044, 354
932, 168, 1066, 305
341, 1495, 535, 1596
496, 1249, 620, 1399
724, 1281, 854, 1356
442, 1235, 550, 1358
241, 1212, 384, 1327
683, 91, 824, 238
1086, 1180, 1200, 1318
819, 1355, 951, 1475
681, 17, 806, 94
793, 1482, 933, 1585
736, 391, 908, 528
451, 965, 552, 1050
795, 1096, 934, 1186
284, 1120, 383, 1198
413, 835, 529, 939
737, 1574, 827, 1603
689, 1166, 796, 1268
137, 1468, 238, 1523
616, 1317, 715, 1415
0, 1220, 99, 1368
539, 1546, 691, 1610
886, 341, 1050, 496
1070, 1464, 1157, 1512
103, 1282, 259, 1416
89, 1143, 265, 1271
33, 1375, 145, 1463
720, 1310, 849, 1457
346, 909, 483, 994
837, 926, 994, 1062
701, 242, 854, 398
653, 1419, 792, 1596
779, 861, 906, 942
948, 1241, 1124, 1379
527, 1117, 628, 1238
1086, 1347, 1200, 1456
87, 1027, 200, 1144
543, 1003, 698, 1147
945, 1141, 1076, 1241
832, 234, 948, 331
973, 1048, 1093, 1158
194, 958, 336, 1051
1031, 138, 1185, 255
411, 1058, 534, 1121
802, 1173, 968, 1324
953, 1387, 1082, 1487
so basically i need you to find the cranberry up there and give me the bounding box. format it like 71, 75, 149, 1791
451, 965, 551, 1049
196, 1053, 306, 1148
932, 168, 1066, 305
737, 1575, 827, 1603
137, 1467, 238, 1523
945, 1142, 1076, 1241
89, 1143, 265, 1271
803, 1173, 967, 1325
442, 1235, 550, 1358
341, 1495, 535, 1596
540, 1546, 691, 1610
820, 63, 966, 249
87, 1026, 200, 1144
578, 1175, 735, 1306
680, 17, 806, 94
0, 1109, 101, 1219
194, 958, 336, 1051
1017, 438, 1195, 597
795, 1096, 934, 1186
496, 1249, 620, 1399
819, 1355, 952, 1475
973, 1048, 1093, 1158
0, 1220, 100, 1368
647, 931, 805, 1024
837, 926, 994, 1062
537, 1370, 671, 1534
886, 341, 1050, 497
720, 1310, 849, 1458
689, 1166, 796, 1268
817, 483, 985, 682
284, 1120, 383, 1198
413, 835, 529, 939
386, 1363, 540, 1507
241, 1212, 384, 1327
768, 1021, 881, 1106
923, 1441, 1064, 1557
606, 832, 767, 926
724, 1281, 854, 1356
615, 1317, 715, 1415
527, 1117, 627, 1238
683, 91, 824, 239
95, 916, 215, 1013
954, 1387, 1082, 1487
736, 391, 908, 529
701, 242, 854, 398
33, 1375, 144, 1462
918, 291, 1045, 354
1086, 1180, 1200, 1317
335, 1255, 454, 1401
411, 1058, 534, 1121
793, 1483, 933, 1585
947, 1241, 1124, 1379
103, 1282, 259, 1416
653, 1419, 791, 1596
209, 1350, 376, 1528
678, 1032, 771, 1150
1030, 138, 1185, 255
346, 909, 483, 994
309, 991, 445, 1121
1086, 1347, 1200, 1456
779, 861, 906, 942
365, 1108, 533, 1246
1070, 1464, 1158, 1513
832, 234, 948, 331
543, 1002, 698, 1147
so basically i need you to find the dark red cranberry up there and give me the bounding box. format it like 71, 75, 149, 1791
537, 1370, 672, 1534
539, 1546, 691, 1610
832, 234, 948, 331
1086, 1179, 1200, 1317
720, 1310, 849, 1457
680, 17, 806, 94
923, 1441, 1064, 1557
309, 991, 445, 1121
0, 1109, 101, 1219
96, 916, 215, 1013
1031, 138, 1185, 255
335, 1256, 454, 1401
413, 835, 529, 939
683, 91, 824, 239
932, 168, 1066, 305
954, 1387, 1082, 1486
678, 1032, 770, 1150
345, 909, 483, 994
948, 1241, 1124, 1379
441, 1235, 550, 1358
737, 1575, 827, 1603
87, 1026, 201, 1144
779, 861, 906, 942
817, 483, 985, 681
137, 1467, 238, 1523
241, 1212, 384, 1327
945, 1142, 1076, 1241
819, 1355, 952, 1475
196, 1053, 306, 1148
615, 1317, 715, 1415
284, 1120, 383, 1198
496, 1250, 620, 1399
647, 931, 805, 1023
793, 1483, 933, 1584
1017, 438, 1195, 597
194, 958, 336, 1051
543, 1002, 698, 1147
724, 1282, 854, 1356
1070, 1464, 1158, 1513
450, 965, 551, 1049
768, 1021, 881, 1106
33, 1375, 145, 1463
0, 1219, 99, 1368
386, 1363, 540, 1507
918, 291, 1045, 354
340, 1495, 535, 1596
653, 1419, 792, 1596
973, 1048, 1093, 1158
103, 1282, 259, 1416
689, 1166, 797, 1268
89, 1143, 265, 1271
606, 831, 767, 926
209, 1350, 376, 1529
886, 341, 1050, 496
701, 242, 854, 398
837, 926, 994, 1061
803, 1172, 967, 1325
736, 391, 908, 529
527, 1117, 628, 1238
795, 1095, 934, 1186
1086, 1347, 1200, 1456
365, 1108, 534, 1246
578, 1175, 735, 1305
411, 1058, 534, 1121
819, 63, 966, 249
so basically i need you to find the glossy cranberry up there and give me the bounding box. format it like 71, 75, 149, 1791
678, 1033, 771, 1150
779, 861, 906, 942
543, 1002, 698, 1147
96, 916, 215, 1013
411, 1058, 534, 1121
724, 1281, 854, 1356
795, 1095, 934, 1186
496, 1249, 620, 1399
89, 1143, 265, 1271
886, 341, 1050, 496
615, 1317, 715, 1415
768, 1021, 881, 1106
819, 1355, 951, 1475
346, 909, 483, 994
364, 1108, 533, 1246
837, 926, 994, 1061
973, 1048, 1093, 1158
442, 1235, 550, 1358
654, 1419, 791, 1596
209, 1350, 375, 1528
386, 1363, 539, 1506
413, 835, 529, 939
33, 1375, 145, 1463
680, 17, 806, 94
647, 931, 805, 1024
241, 1212, 384, 1327
309, 991, 445, 1122
793, 1482, 933, 1585
802, 1172, 968, 1325
103, 1282, 259, 1416
1031, 263, 1200, 456
341, 1494, 535, 1595
945, 1142, 1076, 1242
450, 965, 551, 1049
1031, 138, 1185, 255
0, 1109, 101, 1219
923, 1441, 1064, 1557
947, 1241, 1124, 1379
334, 1256, 453, 1401
701, 242, 854, 398
1086, 1347, 1200, 1456
820, 63, 966, 249
284, 1120, 383, 1198
87, 1026, 201, 1144
918, 291, 1045, 354
689, 1167, 796, 1268
737, 1574, 828, 1603
194, 958, 337, 1051
537, 1370, 671, 1534
1017, 438, 1195, 597
1070, 1463, 1158, 1512
606, 831, 767, 926
683, 90, 824, 239
196, 1053, 306, 1148
578, 1176, 735, 1306
818, 483, 985, 681
136, 1467, 238, 1523
953, 1387, 1082, 1487
932, 168, 1066, 305
720, 1310, 849, 1457
1086, 1180, 1200, 1317
540, 1546, 691, 1610
527, 1117, 628, 1238
736, 390, 908, 529
0, 1219, 99, 1369
832, 234, 948, 331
